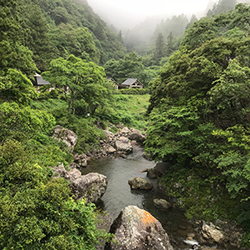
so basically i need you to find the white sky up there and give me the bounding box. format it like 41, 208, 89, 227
88, 0, 211, 16
87, 0, 214, 29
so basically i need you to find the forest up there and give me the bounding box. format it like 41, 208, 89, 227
1, 0, 250, 248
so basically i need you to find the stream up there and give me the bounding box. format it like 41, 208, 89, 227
81, 146, 198, 250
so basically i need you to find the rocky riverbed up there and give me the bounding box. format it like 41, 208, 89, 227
52, 125, 247, 250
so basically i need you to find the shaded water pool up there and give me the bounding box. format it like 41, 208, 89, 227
81, 146, 198, 249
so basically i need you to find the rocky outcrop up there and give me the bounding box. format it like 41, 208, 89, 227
70, 172, 107, 203
115, 136, 133, 154
194, 220, 244, 249
52, 165, 107, 204
128, 177, 153, 190
53, 125, 78, 151
105, 205, 174, 250
86, 126, 146, 160
153, 199, 172, 211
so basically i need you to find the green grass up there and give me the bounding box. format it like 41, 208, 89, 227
95, 94, 150, 130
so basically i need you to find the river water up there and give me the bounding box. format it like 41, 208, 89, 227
81, 146, 200, 249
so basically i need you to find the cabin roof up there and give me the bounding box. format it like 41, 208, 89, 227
34, 74, 50, 86
121, 78, 139, 86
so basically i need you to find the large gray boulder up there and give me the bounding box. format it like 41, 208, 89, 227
105, 205, 174, 250
70, 172, 108, 203
53, 125, 78, 150
128, 177, 153, 190
115, 136, 133, 154
128, 131, 146, 144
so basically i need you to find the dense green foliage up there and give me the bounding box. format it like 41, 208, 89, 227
145, 4, 250, 243
0, 0, 126, 72
42, 55, 114, 115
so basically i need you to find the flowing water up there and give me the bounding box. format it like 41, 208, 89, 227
81, 146, 218, 250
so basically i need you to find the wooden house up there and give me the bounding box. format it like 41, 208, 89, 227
34, 73, 51, 87
120, 78, 143, 89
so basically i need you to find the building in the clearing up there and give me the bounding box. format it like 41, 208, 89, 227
120, 78, 143, 89
34, 73, 51, 87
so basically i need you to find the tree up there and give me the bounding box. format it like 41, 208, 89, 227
0, 139, 111, 249
153, 33, 166, 64
166, 32, 175, 57
0, 69, 37, 105
0, 0, 37, 76
43, 55, 113, 115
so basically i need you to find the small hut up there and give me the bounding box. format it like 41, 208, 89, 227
120, 78, 143, 89
34, 73, 50, 87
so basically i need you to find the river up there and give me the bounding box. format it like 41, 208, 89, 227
81, 146, 225, 250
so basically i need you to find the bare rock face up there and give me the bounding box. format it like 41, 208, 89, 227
153, 199, 172, 211
53, 125, 78, 150
128, 177, 153, 190
105, 205, 174, 250
115, 136, 133, 154
70, 173, 108, 203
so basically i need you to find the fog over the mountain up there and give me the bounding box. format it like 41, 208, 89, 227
87, 0, 216, 30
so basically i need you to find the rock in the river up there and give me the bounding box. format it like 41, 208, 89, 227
74, 154, 88, 167
115, 136, 133, 154
105, 205, 174, 250
70, 173, 107, 203
128, 177, 153, 190
53, 125, 78, 150
202, 222, 224, 243
128, 131, 146, 144
153, 199, 172, 211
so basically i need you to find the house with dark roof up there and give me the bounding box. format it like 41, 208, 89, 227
34, 73, 51, 87
120, 78, 143, 89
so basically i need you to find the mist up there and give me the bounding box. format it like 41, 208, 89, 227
87, 0, 215, 31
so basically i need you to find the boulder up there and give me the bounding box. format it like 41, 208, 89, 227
202, 222, 224, 243
128, 177, 153, 190
106, 146, 116, 154
153, 199, 172, 211
120, 127, 130, 134
105, 205, 174, 250
70, 172, 107, 203
74, 154, 88, 168
128, 132, 146, 144
104, 130, 115, 139
115, 136, 133, 154
53, 125, 78, 150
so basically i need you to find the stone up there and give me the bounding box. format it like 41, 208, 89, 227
106, 146, 116, 154
120, 127, 130, 134
74, 154, 87, 167
153, 199, 172, 211
128, 177, 153, 190
104, 130, 115, 139
53, 125, 78, 150
202, 222, 224, 243
105, 206, 174, 250
115, 136, 133, 154
70, 172, 108, 203
128, 132, 146, 144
